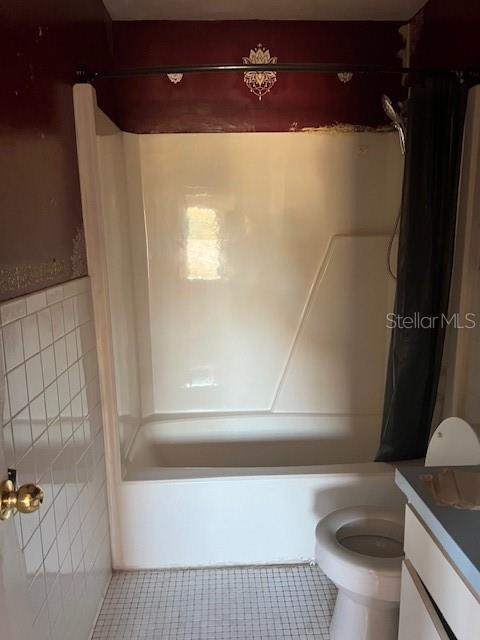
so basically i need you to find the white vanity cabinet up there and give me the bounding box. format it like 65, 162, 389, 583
399, 559, 450, 640
398, 504, 480, 640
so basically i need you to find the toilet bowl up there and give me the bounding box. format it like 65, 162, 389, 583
315, 505, 404, 640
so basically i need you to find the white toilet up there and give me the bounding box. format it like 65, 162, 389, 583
315, 417, 480, 640
316, 505, 404, 640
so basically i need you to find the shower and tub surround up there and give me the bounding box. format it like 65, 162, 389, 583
0, 278, 111, 640
77, 84, 405, 569
97, 111, 403, 467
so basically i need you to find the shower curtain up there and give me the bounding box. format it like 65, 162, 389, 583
376, 76, 469, 462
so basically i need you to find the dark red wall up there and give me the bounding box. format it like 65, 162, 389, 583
411, 0, 480, 68
109, 21, 405, 134
0, 1, 115, 301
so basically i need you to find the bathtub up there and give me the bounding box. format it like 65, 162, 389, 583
113, 417, 406, 570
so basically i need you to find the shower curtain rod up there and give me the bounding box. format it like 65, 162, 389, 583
77, 63, 480, 82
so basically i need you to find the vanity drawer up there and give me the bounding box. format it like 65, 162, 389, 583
404, 504, 480, 640
399, 560, 450, 640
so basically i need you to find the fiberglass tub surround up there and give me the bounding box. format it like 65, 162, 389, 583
77, 86, 405, 567
97, 126, 403, 475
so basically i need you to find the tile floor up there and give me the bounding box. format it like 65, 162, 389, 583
92, 564, 336, 640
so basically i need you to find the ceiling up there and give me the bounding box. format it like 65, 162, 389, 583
104, 0, 428, 22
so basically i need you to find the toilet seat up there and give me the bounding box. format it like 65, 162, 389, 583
315, 505, 404, 603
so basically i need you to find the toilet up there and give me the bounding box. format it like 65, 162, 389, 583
315, 505, 404, 640
315, 416, 480, 640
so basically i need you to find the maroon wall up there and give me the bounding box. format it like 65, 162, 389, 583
0, 1, 115, 301
410, 0, 480, 68
109, 21, 405, 134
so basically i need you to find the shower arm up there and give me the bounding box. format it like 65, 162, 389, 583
76, 63, 480, 84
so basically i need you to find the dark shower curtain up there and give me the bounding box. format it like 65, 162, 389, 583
376, 77, 469, 462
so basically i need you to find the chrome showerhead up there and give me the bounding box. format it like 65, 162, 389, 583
381, 95, 399, 123
382, 94, 406, 155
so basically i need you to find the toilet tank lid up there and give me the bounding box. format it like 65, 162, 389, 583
426, 417, 480, 466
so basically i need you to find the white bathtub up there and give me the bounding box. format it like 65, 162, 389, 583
113, 418, 406, 570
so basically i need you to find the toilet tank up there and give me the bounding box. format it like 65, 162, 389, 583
425, 417, 480, 466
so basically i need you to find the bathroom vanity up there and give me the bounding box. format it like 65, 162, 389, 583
395, 467, 480, 640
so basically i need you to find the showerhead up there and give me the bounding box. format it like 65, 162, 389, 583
382, 95, 399, 123
382, 94, 406, 155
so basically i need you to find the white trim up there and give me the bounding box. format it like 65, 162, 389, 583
73, 84, 123, 566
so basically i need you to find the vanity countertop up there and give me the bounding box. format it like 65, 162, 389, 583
395, 465, 480, 598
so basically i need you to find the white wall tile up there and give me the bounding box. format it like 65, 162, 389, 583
37, 308, 53, 349
1, 277, 111, 640
21, 314, 40, 360
61, 406, 73, 444
26, 291, 47, 315
66, 331, 78, 367
1, 298, 26, 325
48, 420, 62, 455
3, 421, 15, 468
45, 381, 59, 424
28, 566, 47, 621
56, 520, 70, 566
3, 386, 11, 424
46, 286, 63, 306
40, 504, 57, 558
63, 298, 76, 334
17, 443, 36, 484
71, 529, 83, 571
41, 345, 56, 388
24, 527, 43, 577
47, 575, 63, 627
30, 394, 47, 442
19, 507, 40, 550
68, 363, 81, 399
54, 338, 67, 376
52, 452, 66, 493
3, 320, 24, 371
57, 371, 70, 412
63, 281, 79, 299
50, 303, 65, 341
33, 604, 51, 640
11, 407, 32, 460
26, 354, 43, 400
54, 487, 68, 530
35, 428, 51, 475
7, 364, 28, 416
